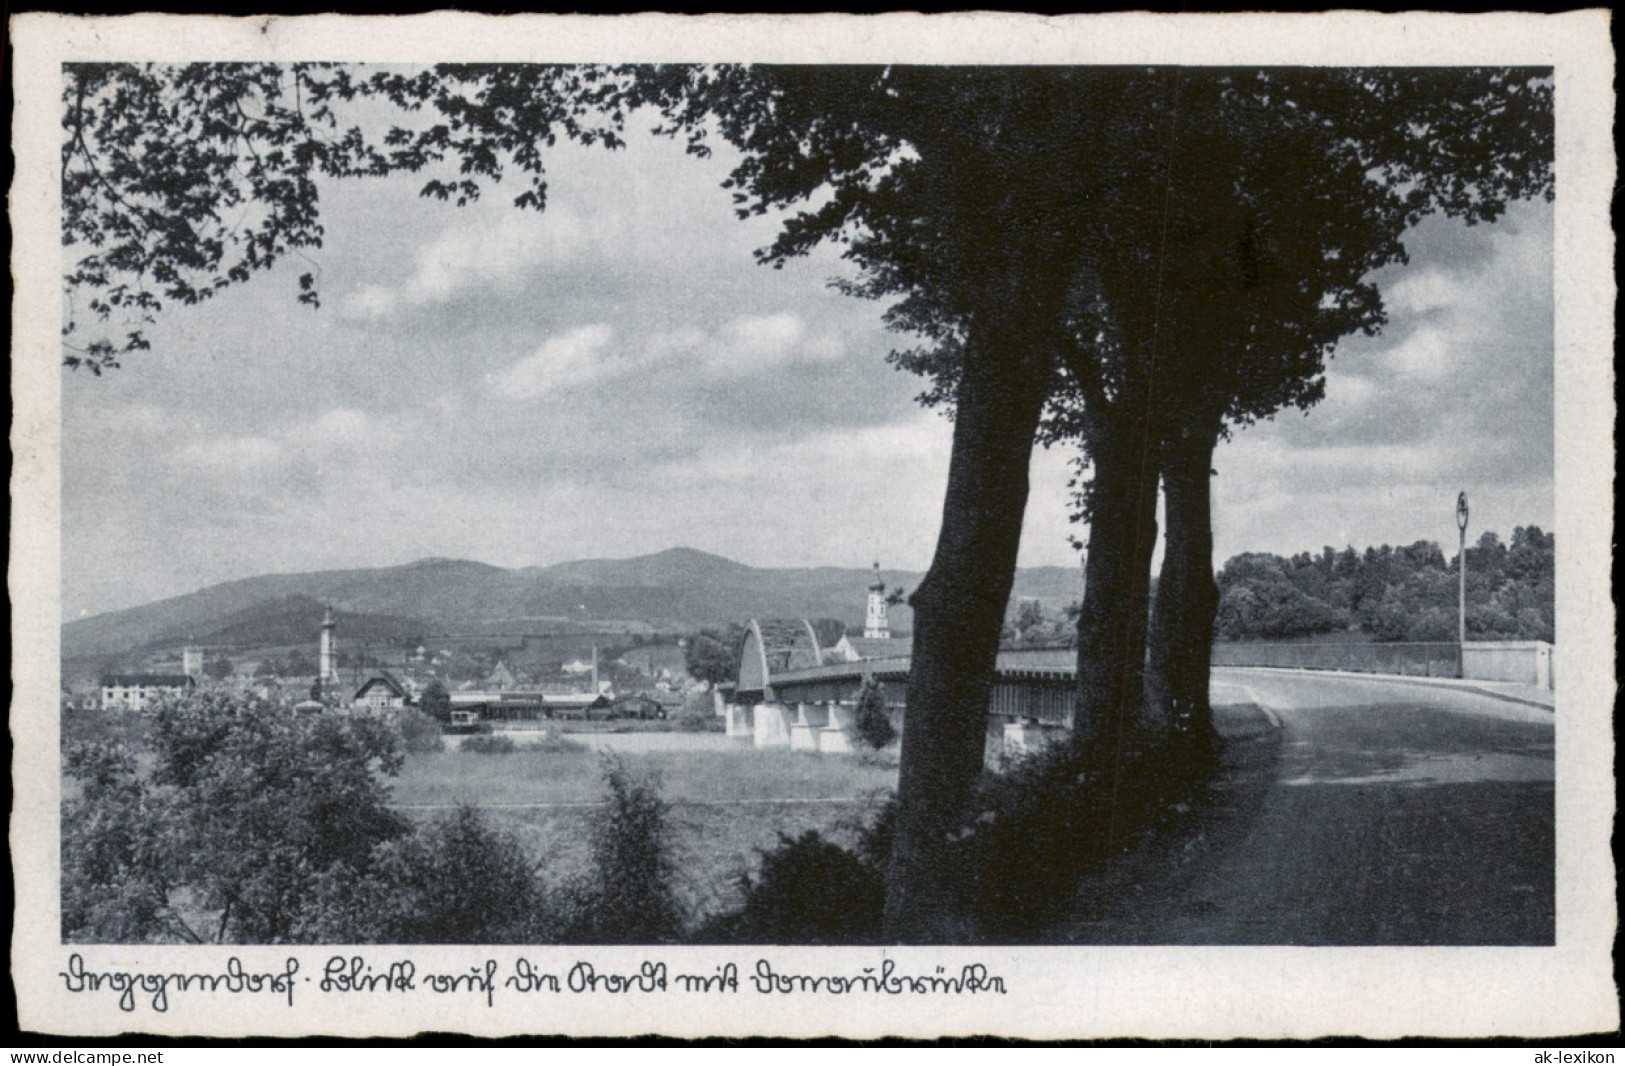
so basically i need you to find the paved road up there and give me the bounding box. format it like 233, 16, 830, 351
1074, 668, 1555, 945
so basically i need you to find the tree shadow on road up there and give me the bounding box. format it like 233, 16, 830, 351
1061, 701, 1555, 945
1061, 701, 1283, 944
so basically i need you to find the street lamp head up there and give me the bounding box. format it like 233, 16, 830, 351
1456, 491, 1470, 533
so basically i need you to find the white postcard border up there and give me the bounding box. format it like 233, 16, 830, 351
10, 11, 1617, 1040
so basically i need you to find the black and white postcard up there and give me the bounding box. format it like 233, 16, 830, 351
10, 11, 1617, 1040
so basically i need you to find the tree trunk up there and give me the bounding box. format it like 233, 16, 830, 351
1071, 417, 1163, 757
1146, 430, 1220, 749
883, 320, 1052, 943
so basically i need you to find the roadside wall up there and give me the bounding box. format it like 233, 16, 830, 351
1211, 639, 1555, 691
1462, 640, 1554, 689
1210, 641, 1460, 677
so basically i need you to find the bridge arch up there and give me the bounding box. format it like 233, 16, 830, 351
734, 618, 824, 703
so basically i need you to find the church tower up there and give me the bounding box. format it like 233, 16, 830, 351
319, 606, 339, 690
182, 641, 203, 679
864, 563, 891, 639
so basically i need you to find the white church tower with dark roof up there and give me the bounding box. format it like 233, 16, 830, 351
319, 606, 340, 689
864, 563, 891, 639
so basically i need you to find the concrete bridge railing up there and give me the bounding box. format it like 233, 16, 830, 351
1213, 639, 1554, 690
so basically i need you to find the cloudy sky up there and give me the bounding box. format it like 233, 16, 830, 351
60, 95, 1554, 622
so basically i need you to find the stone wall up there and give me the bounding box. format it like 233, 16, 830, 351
1462, 640, 1554, 689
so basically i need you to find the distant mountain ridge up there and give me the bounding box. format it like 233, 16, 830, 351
62, 548, 1084, 661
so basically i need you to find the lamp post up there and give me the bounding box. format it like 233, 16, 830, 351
1456, 491, 1470, 676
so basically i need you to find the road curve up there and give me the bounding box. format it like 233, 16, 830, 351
1074, 668, 1554, 945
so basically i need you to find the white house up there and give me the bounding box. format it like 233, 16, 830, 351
100, 673, 196, 711
352, 671, 410, 710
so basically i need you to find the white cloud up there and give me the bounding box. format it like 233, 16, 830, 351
1387, 269, 1469, 316
305, 408, 376, 446
1382, 326, 1454, 380
489, 325, 618, 399
705, 312, 845, 374
173, 408, 397, 474
340, 206, 615, 321
1321, 369, 1378, 408
723, 311, 803, 355
653, 410, 948, 487
488, 314, 850, 402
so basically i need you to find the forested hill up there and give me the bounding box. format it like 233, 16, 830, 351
1215, 527, 1555, 643
62, 548, 1084, 661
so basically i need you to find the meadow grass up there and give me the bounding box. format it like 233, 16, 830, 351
389, 745, 896, 925
472, 800, 884, 922
389, 745, 897, 808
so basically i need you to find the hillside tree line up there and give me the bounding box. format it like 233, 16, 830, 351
1214, 527, 1555, 644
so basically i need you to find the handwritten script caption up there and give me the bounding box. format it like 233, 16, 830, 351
59, 953, 1008, 1013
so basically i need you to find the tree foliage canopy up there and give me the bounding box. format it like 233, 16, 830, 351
1032, 68, 1555, 479
65, 692, 406, 943
61, 62, 623, 370
418, 678, 452, 723
683, 624, 744, 687
1215, 527, 1555, 643
63, 693, 701, 944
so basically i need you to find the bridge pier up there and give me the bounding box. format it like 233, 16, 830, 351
789, 702, 819, 752
753, 702, 792, 749
819, 699, 853, 754
724, 703, 754, 738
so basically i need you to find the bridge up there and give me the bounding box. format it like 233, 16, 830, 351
723, 618, 1556, 763
724, 618, 1080, 760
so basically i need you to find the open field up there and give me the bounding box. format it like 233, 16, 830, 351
392, 744, 896, 808
450, 730, 731, 753
469, 799, 885, 921
390, 744, 897, 923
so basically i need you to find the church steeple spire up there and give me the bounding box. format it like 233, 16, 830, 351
864, 562, 891, 639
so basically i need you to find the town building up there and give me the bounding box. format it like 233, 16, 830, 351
607, 693, 666, 720
484, 661, 519, 690
449, 689, 611, 722
100, 673, 196, 711
827, 633, 913, 663
352, 671, 410, 710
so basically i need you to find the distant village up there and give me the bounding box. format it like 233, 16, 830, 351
76, 604, 705, 722
66, 565, 940, 732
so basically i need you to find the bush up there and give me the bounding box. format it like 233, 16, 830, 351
695, 799, 894, 944
460, 733, 517, 754
563, 755, 685, 943
397, 708, 444, 754
63, 693, 407, 944
61, 707, 146, 752
850, 676, 896, 750
706, 831, 885, 944
672, 714, 722, 733
303, 806, 549, 943
419, 680, 452, 723
528, 733, 587, 755
955, 732, 1220, 940
61, 742, 186, 943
